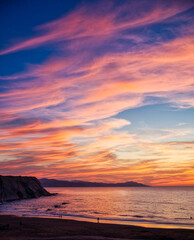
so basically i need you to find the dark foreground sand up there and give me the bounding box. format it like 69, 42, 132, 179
0, 215, 194, 240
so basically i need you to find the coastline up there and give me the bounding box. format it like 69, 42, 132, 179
1, 186, 194, 234
0, 214, 194, 240
1, 198, 194, 230
1, 209, 194, 230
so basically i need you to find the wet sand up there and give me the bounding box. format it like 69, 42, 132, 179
0, 214, 194, 240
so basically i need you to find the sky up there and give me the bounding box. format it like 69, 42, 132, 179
0, 0, 194, 186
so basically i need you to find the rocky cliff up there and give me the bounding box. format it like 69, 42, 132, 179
0, 175, 51, 202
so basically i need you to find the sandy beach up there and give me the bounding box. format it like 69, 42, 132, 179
0, 215, 194, 240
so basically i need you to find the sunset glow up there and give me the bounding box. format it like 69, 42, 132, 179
0, 0, 194, 186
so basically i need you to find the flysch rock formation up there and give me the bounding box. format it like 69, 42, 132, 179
0, 175, 52, 203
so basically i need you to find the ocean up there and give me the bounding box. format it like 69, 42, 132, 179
0, 187, 194, 229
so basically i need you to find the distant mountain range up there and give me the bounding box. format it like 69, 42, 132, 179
39, 178, 149, 187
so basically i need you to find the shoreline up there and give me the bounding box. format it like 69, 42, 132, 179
0, 214, 194, 240
1, 210, 194, 230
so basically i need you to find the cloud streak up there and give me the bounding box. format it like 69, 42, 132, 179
0, 0, 193, 55
0, 0, 194, 185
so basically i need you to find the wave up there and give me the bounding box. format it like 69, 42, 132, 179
1, 206, 194, 229
47, 212, 194, 227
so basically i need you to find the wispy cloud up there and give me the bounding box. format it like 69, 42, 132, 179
0, 0, 192, 55
0, 0, 194, 185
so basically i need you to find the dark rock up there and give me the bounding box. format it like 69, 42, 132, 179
0, 224, 9, 230
0, 175, 52, 203
54, 205, 60, 208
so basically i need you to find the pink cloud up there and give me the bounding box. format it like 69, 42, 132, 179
0, 1, 192, 55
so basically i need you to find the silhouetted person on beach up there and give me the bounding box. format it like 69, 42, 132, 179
97, 217, 99, 223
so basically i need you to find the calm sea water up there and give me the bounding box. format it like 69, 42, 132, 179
0, 187, 194, 229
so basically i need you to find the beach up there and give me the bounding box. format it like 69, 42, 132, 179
0, 215, 194, 240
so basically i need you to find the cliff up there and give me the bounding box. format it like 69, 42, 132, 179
0, 175, 52, 203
